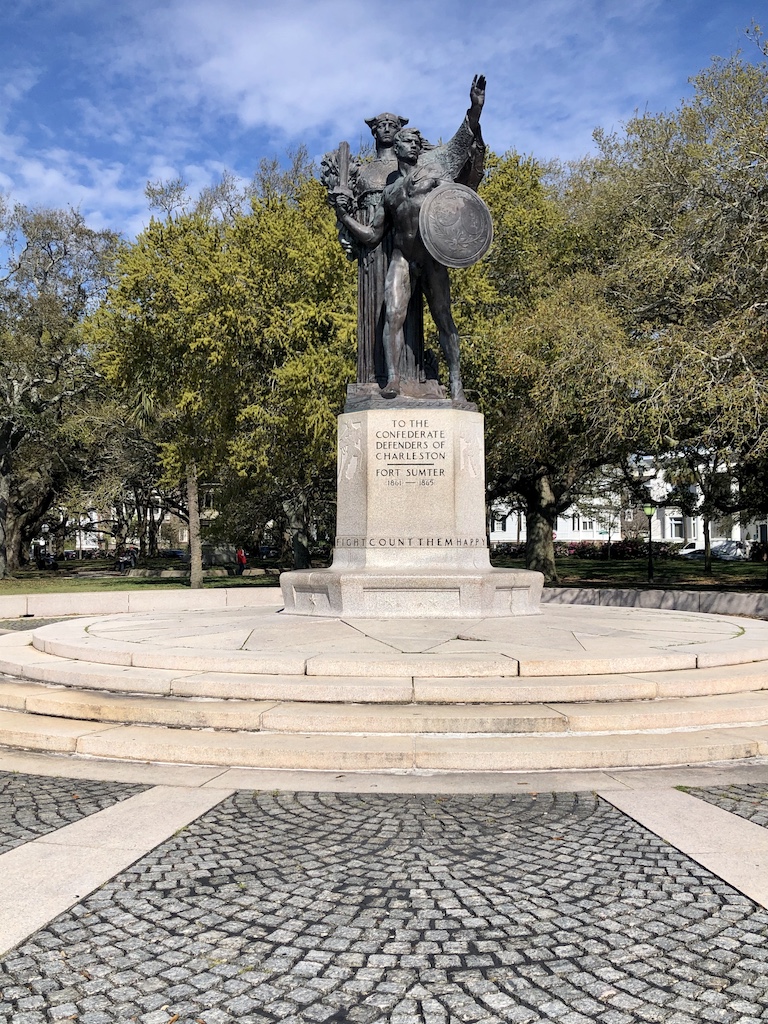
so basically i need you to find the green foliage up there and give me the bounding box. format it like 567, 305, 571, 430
90, 164, 355, 562
561, 52, 768, 535
224, 174, 355, 556
90, 212, 240, 477
435, 151, 635, 578
229, 180, 355, 439
491, 273, 641, 475
0, 203, 119, 575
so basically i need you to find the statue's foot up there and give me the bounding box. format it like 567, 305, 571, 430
381, 376, 401, 399
450, 378, 467, 404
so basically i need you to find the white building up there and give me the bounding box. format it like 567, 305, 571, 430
489, 497, 754, 550
489, 502, 621, 548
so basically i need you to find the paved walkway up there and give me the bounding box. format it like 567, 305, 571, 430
0, 752, 767, 1023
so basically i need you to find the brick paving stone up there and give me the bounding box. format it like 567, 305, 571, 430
686, 783, 768, 828
0, 790, 767, 1022
0, 770, 148, 854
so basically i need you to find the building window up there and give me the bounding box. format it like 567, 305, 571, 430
572, 515, 579, 530
494, 516, 507, 532
670, 517, 684, 539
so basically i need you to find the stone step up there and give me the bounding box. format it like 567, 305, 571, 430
0, 708, 122, 754
412, 661, 768, 702
0, 706, 765, 769
2, 643, 768, 703
0, 646, 414, 702
261, 690, 768, 734
3, 679, 768, 737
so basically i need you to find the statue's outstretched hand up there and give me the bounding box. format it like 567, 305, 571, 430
470, 74, 486, 110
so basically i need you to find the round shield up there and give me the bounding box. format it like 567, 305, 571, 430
419, 182, 493, 268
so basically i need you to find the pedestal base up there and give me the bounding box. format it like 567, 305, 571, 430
280, 567, 543, 618
280, 405, 544, 618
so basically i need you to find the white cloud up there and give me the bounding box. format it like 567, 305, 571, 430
96, 0, 693, 158
0, 0, 761, 234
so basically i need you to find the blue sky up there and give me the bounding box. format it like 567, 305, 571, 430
1, 0, 762, 238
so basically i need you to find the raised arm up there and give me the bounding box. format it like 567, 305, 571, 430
467, 74, 486, 134
332, 189, 388, 247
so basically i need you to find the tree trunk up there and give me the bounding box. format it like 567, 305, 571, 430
134, 488, 148, 559
113, 501, 129, 555
283, 496, 311, 569
5, 513, 24, 572
5, 473, 55, 572
0, 472, 9, 579
186, 461, 204, 589
148, 505, 161, 558
524, 475, 559, 582
703, 517, 713, 576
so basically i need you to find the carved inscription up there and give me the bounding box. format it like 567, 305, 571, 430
374, 417, 448, 481
335, 536, 488, 548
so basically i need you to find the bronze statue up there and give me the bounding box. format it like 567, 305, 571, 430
322, 113, 425, 391
323, 75, 488, 405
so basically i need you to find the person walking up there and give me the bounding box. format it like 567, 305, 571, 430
235, 547, 247, 576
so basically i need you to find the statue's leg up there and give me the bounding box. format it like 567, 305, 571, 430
423, 260, 465, 402
381, 251, 411, 398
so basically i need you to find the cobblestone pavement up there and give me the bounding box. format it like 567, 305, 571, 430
0, 771, 148, 855
688, 783, 768, 829
1, 789, 768, 1024
0, 619, 72, 632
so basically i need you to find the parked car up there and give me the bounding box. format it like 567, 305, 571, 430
679, 540, 747, 560
161, 549, 190, 561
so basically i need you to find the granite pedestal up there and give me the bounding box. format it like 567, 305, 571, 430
281, 406, 543, 617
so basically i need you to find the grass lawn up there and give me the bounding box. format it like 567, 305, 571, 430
2, 556, 767, 595
0, 561, 280, 594
492, 554, 768, 591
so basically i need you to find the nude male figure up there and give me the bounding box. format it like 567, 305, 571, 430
333, 75, 486, 402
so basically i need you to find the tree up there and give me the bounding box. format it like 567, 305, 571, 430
441, 153, 640, 579
90, 211, 240, 587
92, 159, 355, 577
0, 203, 118, 577
223, 170, 355, 567
562, 52, 768, 573
484, 273, 644, 579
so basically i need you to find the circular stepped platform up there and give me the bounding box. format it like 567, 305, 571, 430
0, 599, 768, 771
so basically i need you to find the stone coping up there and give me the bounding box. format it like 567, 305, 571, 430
0, 586, 281, 619
543, 586, 768, 617
2, 584, 767, 620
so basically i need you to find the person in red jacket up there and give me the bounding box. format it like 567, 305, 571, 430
235, 547, 247, 575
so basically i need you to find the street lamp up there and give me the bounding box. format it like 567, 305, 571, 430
643, 503, 655, 583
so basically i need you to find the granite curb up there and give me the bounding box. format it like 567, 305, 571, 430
1, 585, 767, 619
543, 585, 768, 617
